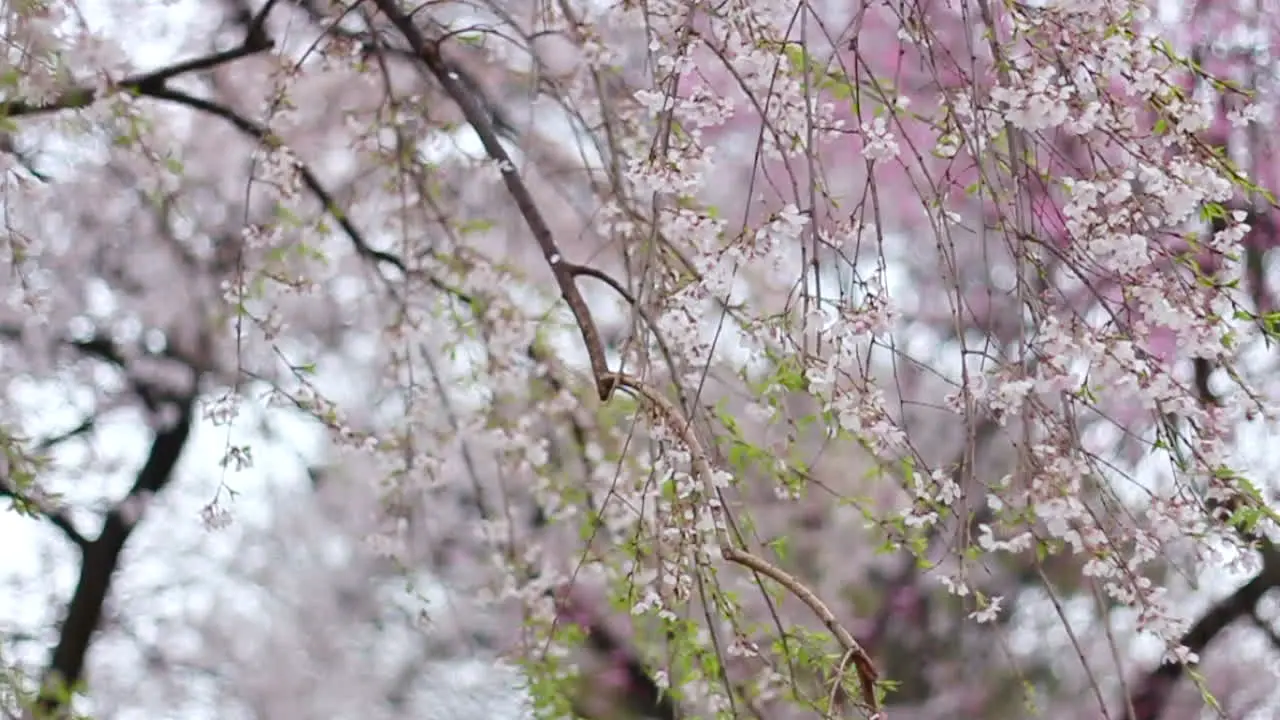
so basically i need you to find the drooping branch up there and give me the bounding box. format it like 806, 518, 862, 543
368, 0, 613, 400
602, 371, 882, 715
369, 4, 882, 716
0, 324, 206, 411
1114, 135, 1280, 716
858, 416, 1001, 659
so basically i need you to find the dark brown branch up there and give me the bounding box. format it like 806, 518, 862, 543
0, 325, 202, 557
225, 0, 273, 50
0, 331, 204, 717
35, 416, 98, 454
0, 324, 202, 412
364, 11, 678, 712
369, 0, 613, 399
559, 260, 683, 379
35, 392, 196, 717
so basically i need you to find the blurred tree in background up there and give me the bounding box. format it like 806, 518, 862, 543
4, 0, 1280, 719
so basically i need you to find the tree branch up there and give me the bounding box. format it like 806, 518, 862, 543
369, 0, 613, 399
35, 393, 196, 716
0, 324, 203, 412
371, 5, 882, 715
0, 330, 203, 717
1, 1, 422, 301
0, 481, 89, 550
0, 326, 196, 555
1248, 607, 1280, 652
287, 0, 522, 141
134, 84, 407, 276
3, 1, 276, 120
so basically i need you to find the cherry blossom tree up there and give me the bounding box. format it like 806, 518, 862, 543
4, 0, 1280, 718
